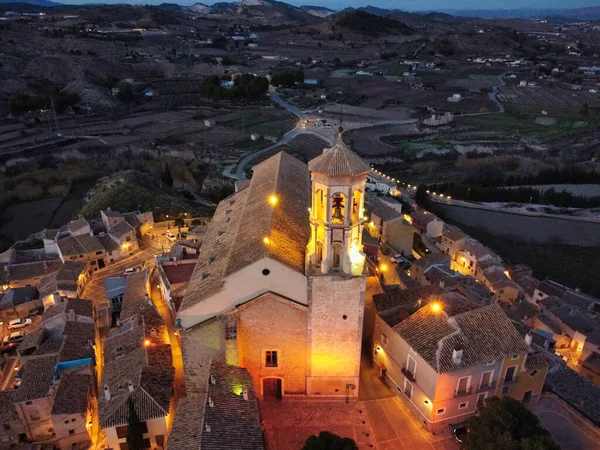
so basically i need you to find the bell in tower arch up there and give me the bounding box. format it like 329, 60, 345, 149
331, 195, 344, 222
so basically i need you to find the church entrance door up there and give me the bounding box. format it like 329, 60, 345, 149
263, 378, 282, 400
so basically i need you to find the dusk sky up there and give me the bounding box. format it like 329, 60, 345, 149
59, 0, 600, 10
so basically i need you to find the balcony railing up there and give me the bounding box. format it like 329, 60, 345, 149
401, 364, 416, 382
477, 381, 497, 392
454, 387, 472, 397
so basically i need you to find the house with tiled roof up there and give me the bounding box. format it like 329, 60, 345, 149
438, 226, 467, 258
408, 252, 450, 285
1, 259, 63, 291
367, 197, 413, 255
38, 261, 88, 302
157, 255, 198, 318
56, 233, 107, 272
0, 391, 25, 447
372, 297, 550, 431
108, 220, 138, 256
12, 355, 59, 441
99, 277, 174, 450
41, 297, 94, 339
167, 361, 264, 450
0, 286, 41, 321
51, 373, 93, 450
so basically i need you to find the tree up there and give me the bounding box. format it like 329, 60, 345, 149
191, 218, 202, 227
174, 216, 185, 236
415, 184, 429, 207
126, 398, 145, 450
303, 431, 358, 450
465, 396, 559, 450
161, 163, 173, 187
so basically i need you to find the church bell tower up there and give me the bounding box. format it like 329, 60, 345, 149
306, 130, 370, 276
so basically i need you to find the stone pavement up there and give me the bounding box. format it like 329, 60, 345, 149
260, 398, 377, 450
529, 394, 600, 450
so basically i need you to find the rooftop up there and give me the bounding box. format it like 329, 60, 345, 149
5, 259, 62, 282
104, 277, 126, 300
99, 314, 173, 428
67, 218, 89, 233
545, 364, 600, 425
109, 220, 135, 239
42, 297, 93, 323
13, 355, 57, 403
182, 151, 311, 312
394, 302, 530, 373
38, 261, 86, 298
307, 136, 370, 177
536, 280, 567, 298
51, 373, 91, 415
201, 362, 264, 450
0, 391, 19, 424
0, 286, 39, 310
162, 263, 196, 286
57, 234, 104, 256
119, 270, 149, 322
166, 395, 206, 450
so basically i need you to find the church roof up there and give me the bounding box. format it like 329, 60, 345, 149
308, 136, 370, 177
181, 151, 311, 312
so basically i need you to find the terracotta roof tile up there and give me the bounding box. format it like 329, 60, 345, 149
51, 373, 91, 415
308, 137, 370, 177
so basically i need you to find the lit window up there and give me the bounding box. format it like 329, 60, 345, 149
265, 351, 278, 368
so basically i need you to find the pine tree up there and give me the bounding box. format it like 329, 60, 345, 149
126, 397, 145, 450
161, 162, 173, 187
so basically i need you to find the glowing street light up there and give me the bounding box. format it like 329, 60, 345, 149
144, 339, 151, 347
263, 237, 270, 245
431, 302, 441, 312
268, 195, 278, 206
379, 264, 388, 272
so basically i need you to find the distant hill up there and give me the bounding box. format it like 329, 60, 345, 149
0, 0, 58, 6
186, 0, 318, 24
333, 10, 413, 36
439, 6, 600, 20
299, 5, 335, 18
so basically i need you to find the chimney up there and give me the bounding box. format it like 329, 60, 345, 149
204, 423, 211, 433
525, 333, 533, 346
210, 374, 216, 385
104, 385, 111, 401
128, 380, 134, 392
452, 349, 463, 364
208, 397, 214, 407
575, 287, 581, 292
242, 388, 249, 401
439, 281, 445, 289
68, 309, 76, 321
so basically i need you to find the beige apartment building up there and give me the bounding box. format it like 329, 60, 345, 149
373, 297, 551, 431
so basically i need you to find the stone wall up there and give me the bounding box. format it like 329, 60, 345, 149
307, 275, 365, 396
237, 292, 309, 396
432, 203, 600, 246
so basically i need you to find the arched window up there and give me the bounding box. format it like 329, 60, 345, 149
352, 189, 362, 223
331, 192, 345, 224
315, 189, 325, 221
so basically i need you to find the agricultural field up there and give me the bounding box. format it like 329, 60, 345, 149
497, 86, 600, 108
250, 134, 328, 167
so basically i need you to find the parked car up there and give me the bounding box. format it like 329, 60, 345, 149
13, 379, 21, 389
179, 231, 188, 239
0, 342, 19, 354
123, 267, 141, 277
3, 332, 25, 345
8, 318, 32, 330
453, 425, 468, 443
166, 232, 177, 242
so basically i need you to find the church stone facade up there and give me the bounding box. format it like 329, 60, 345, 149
175, 136, 371, 399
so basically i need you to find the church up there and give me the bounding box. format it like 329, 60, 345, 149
176, 134, 370, 399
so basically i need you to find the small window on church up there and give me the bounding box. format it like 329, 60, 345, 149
225, 323, 237, 340
265, 351, 278, 368
262, 269, 270, 276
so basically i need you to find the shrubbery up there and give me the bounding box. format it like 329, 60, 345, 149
200, 74, 269, 101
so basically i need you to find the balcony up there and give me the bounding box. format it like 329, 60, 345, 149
401, 364, 416, 382
454, 387, 472, 398
503, 376, 519, 385
477, 381, 497, 393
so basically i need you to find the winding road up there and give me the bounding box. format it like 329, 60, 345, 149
231, 91, 418, 180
